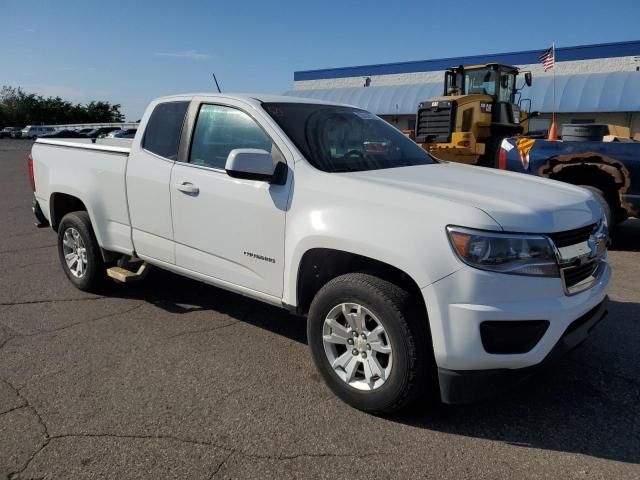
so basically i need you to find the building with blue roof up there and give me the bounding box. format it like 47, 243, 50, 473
286, 40, 640, 136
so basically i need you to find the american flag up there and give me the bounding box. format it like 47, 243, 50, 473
539, 46, 555, 71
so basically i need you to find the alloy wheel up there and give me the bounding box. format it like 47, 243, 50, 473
62, 227, 88, 278
322, 302, 393, 391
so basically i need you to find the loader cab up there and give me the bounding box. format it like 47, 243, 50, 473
444, 64, 518, 103
442, 63, 525, 134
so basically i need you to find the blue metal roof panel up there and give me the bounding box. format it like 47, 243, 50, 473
285, 72, 640, 115
294, 40, 640, 81
284, 83, 443, 115
525, 71, 640, 112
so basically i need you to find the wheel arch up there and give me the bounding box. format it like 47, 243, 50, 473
539, 153, 632, 222
549, 164, 625, 222
50, 192, 120, 264
49, 192, 88, 231
548, 164, 620, 195
295, 248, 427, 321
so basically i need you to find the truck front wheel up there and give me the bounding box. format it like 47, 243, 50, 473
307, 273, 433, 414
57, 211, 105, 292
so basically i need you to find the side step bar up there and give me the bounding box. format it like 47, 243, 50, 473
107, 257, 150, 283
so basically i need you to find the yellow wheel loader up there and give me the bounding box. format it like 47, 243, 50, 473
415, 63, 535, 167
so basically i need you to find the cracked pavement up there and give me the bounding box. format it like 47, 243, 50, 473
1, 139, 639, 479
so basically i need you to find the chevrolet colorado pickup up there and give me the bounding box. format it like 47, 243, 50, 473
29, 94, 610, 413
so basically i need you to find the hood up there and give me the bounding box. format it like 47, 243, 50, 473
348, 162, 602, 233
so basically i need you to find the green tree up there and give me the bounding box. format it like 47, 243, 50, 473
0, 85, 125, 126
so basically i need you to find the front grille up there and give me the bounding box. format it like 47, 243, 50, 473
562, 260, 598, 289
415, 106, 454, 143
547, 223, 597, 248
547, 222, 605, 295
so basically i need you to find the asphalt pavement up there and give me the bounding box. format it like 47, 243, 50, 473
1, 139, 638, 479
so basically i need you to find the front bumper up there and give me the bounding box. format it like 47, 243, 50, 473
438, 297, 608, 404
421, 261, 610, 404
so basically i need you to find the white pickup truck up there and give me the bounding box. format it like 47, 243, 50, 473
29, 94, 610, 413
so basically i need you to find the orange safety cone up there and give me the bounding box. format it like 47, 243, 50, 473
548, 120, 558, 140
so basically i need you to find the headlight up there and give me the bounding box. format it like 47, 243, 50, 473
446, 226, 559, 277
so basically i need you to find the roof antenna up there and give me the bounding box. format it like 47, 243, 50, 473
212, 73, 222, 93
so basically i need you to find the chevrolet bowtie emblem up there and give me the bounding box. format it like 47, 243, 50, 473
587, 235, 598, 258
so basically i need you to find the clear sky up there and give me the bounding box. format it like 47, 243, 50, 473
1, 0, 638, 120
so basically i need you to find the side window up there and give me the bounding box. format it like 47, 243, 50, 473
142, 101, 189, 160
189, 104, 275, 170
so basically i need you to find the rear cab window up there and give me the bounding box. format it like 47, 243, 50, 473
142, 101, 189, 160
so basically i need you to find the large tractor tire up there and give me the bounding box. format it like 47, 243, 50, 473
561, 124, 609, 142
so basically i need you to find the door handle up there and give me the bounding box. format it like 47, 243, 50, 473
176, 182, 199, 195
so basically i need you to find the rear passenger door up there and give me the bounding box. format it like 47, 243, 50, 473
126, 100, 189, 263
169, 99, 292, 298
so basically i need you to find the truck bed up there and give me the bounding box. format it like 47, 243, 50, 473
32, 138, 135, 255
38, 137, 133, 150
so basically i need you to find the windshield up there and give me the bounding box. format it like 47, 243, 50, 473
464, 69, 496, 96
263, 103, 436, 172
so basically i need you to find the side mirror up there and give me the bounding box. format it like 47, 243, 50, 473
225, 148, 275, 182
524, 72, 532, 87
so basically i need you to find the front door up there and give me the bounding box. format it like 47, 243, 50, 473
169, 100, 291, 298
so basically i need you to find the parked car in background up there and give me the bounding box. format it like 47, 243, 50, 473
10, 128, 24, 139
41, 129, 90, 139
87, 127, 121, 138
76, 128, 95, 136
21, 126, 55, 139
0, 127, 22, 138
108, 128, 137, 138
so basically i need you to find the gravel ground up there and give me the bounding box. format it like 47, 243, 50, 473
0, 139, 638, 479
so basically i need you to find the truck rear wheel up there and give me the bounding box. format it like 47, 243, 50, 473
57, 211, 105, 292
307, 273, 433, 414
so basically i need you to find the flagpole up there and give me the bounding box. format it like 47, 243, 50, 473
549, 42, 558, 140
552, 42, 556, 128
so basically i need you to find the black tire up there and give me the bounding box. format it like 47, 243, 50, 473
478, 136, 502, 168
307, 273, 434, 414
561, 124, 608, 142
580, 185, 613, 227
57, 211, 105, 292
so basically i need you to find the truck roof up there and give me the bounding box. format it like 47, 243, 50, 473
154, 93, 353, 108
